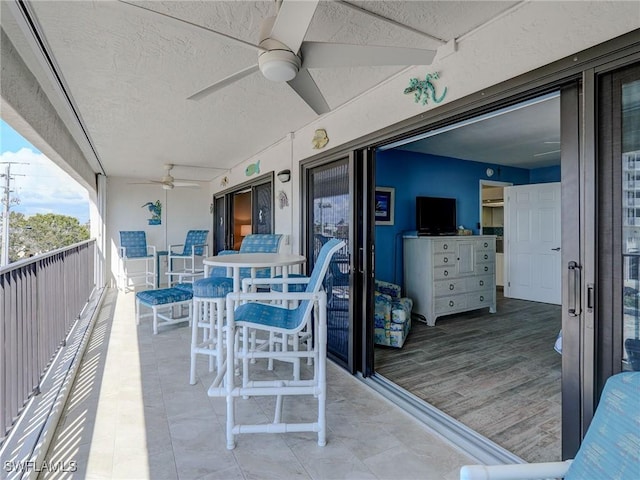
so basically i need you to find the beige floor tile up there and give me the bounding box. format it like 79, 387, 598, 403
42, 288, 475, 480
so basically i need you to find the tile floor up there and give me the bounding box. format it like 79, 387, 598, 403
43, 288, 474, 479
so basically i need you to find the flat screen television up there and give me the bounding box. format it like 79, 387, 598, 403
416, 196, 457, 236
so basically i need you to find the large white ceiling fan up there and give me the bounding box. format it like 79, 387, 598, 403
131, 164, 200, 190
120, 0, 437, 115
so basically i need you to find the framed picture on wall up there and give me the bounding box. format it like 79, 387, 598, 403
375, 187, 395, 225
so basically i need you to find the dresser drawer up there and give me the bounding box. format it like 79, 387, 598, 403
432, 240, 457, 254
434, 295, 468, 314
475, 263, 494, 275
476, 250, 494, 264
433, 266, 458, 280
467, 291, 494, 309
476, 239, 495, 252
467, 275, 494, 292
434, 279, 466, 297
433, 252, 457, 267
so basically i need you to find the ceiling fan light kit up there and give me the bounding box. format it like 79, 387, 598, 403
259, 50, 301, 82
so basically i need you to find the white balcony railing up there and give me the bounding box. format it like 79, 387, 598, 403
0, 240, 96, 443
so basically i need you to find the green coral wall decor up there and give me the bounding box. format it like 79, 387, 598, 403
404, 72, 447, 106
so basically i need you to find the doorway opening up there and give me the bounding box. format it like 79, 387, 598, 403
372, 91, 563, 462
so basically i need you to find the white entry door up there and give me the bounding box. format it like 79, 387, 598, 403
504, 182, 561, 304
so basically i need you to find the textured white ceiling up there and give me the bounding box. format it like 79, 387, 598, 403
397, 94, 561, 169
20, 0, 518, 182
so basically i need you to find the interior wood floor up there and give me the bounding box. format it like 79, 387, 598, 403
375, 290, 562, 463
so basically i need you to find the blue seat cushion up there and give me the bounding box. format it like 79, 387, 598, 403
174, 283, 193, 293
193, 277, 234, 298
234, 302, 298, 330
564, 372, 640, 480
136, 287, 192, 305
270, 274, 308, 293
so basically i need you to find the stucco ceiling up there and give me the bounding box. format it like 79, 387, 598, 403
4, 0, 524, 182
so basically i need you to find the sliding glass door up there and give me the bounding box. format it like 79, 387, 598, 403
303, 157, 355, 369
596, 62, 640, 387
211, 173, 273, 254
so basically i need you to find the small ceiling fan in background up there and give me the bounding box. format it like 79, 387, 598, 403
120, 0, 438, 114
130, 164, 201, 190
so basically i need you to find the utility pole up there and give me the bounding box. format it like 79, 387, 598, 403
0, 162, 27, 267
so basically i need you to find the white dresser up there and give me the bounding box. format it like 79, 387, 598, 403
403, 235, 496, 326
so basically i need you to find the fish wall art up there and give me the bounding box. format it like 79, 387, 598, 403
245, 160, 260, 176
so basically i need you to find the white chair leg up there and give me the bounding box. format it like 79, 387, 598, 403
153, 305, 158, 335
190, 299, 199, 385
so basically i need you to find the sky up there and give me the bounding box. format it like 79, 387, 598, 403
0, 120, 90, 224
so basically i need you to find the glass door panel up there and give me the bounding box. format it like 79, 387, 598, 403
307, 159, 353, 367
621, 76, 640, 372
252, 182, 273, 234
213, 195, 226, 253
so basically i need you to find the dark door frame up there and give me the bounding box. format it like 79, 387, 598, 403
294, 30, 640, 463
212, 172, 274, 253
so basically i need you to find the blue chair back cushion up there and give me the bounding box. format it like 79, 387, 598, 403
120, 231, 149, 258
234, 238, 344, 332
182, 230, 209, 256
237, 234, 283, 279
238, 234, 283, 253
564, 372, 640, 480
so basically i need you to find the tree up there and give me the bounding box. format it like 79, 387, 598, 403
8, 212, 89, 262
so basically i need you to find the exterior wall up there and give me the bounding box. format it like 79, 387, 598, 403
105, 177, 211, 286
210, 3, 639, 253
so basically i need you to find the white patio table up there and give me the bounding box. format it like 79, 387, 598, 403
203, 252, 306, 293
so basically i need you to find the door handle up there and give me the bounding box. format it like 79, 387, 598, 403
551, 247, 561, 251
568, 261, 581, 316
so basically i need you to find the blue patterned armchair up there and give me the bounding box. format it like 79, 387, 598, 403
374, 280, 412, 348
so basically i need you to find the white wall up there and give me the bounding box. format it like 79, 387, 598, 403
106, 177, 211, 286
209, 2, 639, 254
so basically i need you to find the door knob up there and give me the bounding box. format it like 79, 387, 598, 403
551, 247, 561, 251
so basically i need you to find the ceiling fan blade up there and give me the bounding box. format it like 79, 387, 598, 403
269, 0, 319, 53
188, 64, 260, 101
301, 42, 436, 69
287, 69, 330, 115
118, 1, 266, 52
172, 182, 201, 188
128, 180, 164, 185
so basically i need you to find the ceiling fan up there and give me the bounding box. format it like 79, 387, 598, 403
120, 0, 437, 115
131, 164, 200, 190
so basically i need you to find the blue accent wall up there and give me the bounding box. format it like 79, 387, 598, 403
529, 165, 561, 183
375, 149, 532, 285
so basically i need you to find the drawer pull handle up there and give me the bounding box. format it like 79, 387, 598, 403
480, 295, 485, 302
444, 270, 449, 277
449, 300, 454, 307
443, 257, 448, 263
479, 280, 484, 286
484, 254, 488, 260
484, 266, 488, 272
443, 244, 448, 250
484, 242, 488, 247
449, 284, 454, 290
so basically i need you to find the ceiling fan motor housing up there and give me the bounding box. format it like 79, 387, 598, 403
258, 15, 301, 82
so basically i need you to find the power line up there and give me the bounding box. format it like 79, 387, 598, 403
1, 162, 28, 266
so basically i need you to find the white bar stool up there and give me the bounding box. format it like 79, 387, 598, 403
190, 276, 234, 386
